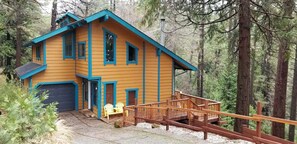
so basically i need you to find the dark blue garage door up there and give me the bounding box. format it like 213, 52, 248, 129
39, 84, 75, 112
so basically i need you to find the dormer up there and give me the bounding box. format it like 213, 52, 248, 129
56, 12, 80, 28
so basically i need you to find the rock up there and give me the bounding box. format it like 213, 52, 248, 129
114, 120, 123, 128
152, 123, 160, 129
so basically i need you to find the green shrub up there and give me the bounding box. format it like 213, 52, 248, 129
0, 81, 58, 144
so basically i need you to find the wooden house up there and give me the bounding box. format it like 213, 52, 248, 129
15, 10, 197, 119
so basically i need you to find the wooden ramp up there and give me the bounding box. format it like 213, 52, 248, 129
123, 91, 297, 144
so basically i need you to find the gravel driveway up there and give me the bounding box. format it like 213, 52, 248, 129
59, 111, 251, 144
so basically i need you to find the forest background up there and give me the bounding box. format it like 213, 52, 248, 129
1, 0, 297, 142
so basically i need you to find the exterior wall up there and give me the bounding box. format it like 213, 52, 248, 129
31, 32, 83, 111
160, 53, 173, 102
32, 44, 43, 65
92, 19, 144, 115
31, 33, 76, 86
75, 25, 89, 76
145, 43, 158, 103
26, 18, 175, 118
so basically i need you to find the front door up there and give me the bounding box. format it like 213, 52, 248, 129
128, 91, 136, 105
106, 84, 114, 105
91, 81, 98, 112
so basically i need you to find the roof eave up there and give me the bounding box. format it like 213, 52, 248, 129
18, 64, 47, 80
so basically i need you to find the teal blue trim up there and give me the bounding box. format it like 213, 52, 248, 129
56, 12, 80, 22
76, 73, 89, 79
172, 61, 175, 94
20, 65, 47, 80
88, 23, 92, 78
78, 41, 86, 59
125, 88, 139, 105
126, 41, 138, 65
28, 9, 196, 71
97, 78, 102, 119
43, 41, 46, 65
32, 26, 69, 44
103, 81, 117, 106
62, 31, 75, 59
157, 49, 161, 102
73, 30, 76, 59
142, 42, 146, 104
34, 81, 79, 111
82, 81, 84, 109
85, 11, 108, 23
104, 10, 197, 71
103, 28, 117, 66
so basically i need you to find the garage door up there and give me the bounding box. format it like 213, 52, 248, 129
38, 84, 75, 112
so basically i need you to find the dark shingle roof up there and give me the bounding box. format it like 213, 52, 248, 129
15, 62, 42, 77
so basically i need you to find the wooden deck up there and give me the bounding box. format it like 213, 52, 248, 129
123, 91, 297, 144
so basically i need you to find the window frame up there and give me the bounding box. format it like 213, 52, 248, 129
125, 88, 139, 106
126, 42, 139, 65
63, 31, 75, 60
103, 81, 117, 106
103, 28, 117, 66
78, 41, 86, 59
36, 45, 41, 60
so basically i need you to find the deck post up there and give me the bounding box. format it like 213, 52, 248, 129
123, 106, 126, 127
134, 98, 138, 126
166, 99, 170, 130
256, 102, 262, 138
187, 99, 191, 125
204, 100, 209, 140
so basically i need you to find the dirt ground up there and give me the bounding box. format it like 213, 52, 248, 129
60, 111, 251, 144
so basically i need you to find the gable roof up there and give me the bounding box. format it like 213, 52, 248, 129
27, 10, 197, 71
56, 12, 81, 23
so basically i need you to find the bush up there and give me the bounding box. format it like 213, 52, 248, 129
0, 81, 58, 144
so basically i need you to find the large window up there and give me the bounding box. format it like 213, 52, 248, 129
36, 46, 41, 60
126, 42, 138, 65
63, 32, 74, 59
78, 42, 86, 59
103, 28, 116, 65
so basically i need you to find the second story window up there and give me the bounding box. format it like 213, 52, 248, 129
78, 42, 86, 59
103, 28, 116, 65
36, 46, 41, 60
63, 32, 75, 59
126, 42, 138, 65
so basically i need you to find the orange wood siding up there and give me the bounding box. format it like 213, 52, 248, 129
31, 34, 76, 86
75, 25, 89, 76
160, 53, 173, 102
32, 44, 43, 65
92, 19, 144, 115
23, 79, 29, 88
145, 43, 158, 103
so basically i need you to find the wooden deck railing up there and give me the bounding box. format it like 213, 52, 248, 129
123, 92, 297, 144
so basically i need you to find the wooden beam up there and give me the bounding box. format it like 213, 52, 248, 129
165, 119, 203, 131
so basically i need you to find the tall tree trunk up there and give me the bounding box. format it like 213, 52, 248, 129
250, 35, 256, 109
234, 0, 251, 133
289, 44, 297, 142
15, 8, 21, 68
197, 0, 205, 98
50, 0, 57, 31
272, 0, 294, 138
261, 32, 273, 116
